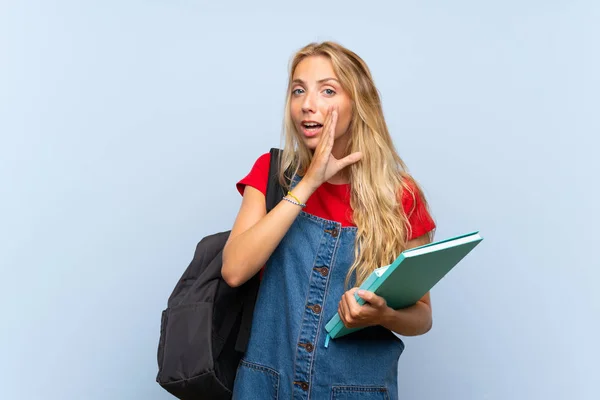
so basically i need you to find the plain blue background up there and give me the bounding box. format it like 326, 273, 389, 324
1, 1, 598, 399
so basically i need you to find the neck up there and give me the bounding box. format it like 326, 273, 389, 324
327, 172, 350, 185
331, 135, 349, 161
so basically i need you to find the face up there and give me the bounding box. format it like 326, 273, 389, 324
290, 56, 353, 155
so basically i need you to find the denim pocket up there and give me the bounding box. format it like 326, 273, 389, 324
233, 360, 280, 399
331, 385, 390, 400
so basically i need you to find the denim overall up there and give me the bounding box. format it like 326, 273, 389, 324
232, 177, 405, 400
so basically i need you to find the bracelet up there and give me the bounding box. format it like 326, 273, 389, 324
283, 196, 306, 208
287, 191, 303, 205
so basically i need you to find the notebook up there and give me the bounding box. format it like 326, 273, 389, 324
324, 231, 483, 343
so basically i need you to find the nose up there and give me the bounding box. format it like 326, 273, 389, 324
301, 91, 317, 114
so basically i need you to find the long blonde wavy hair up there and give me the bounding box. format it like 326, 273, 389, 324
278, 41, 435, 288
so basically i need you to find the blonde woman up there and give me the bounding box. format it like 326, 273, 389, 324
222, 41, 436, 399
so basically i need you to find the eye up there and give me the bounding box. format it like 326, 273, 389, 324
323, 88, 336, 96
292, 88, 305, 95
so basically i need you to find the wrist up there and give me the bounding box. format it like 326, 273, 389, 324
378, 306, 397, 328
299, 173, 323, 191
289, 179, 318, 202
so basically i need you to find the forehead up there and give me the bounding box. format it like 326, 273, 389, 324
292, 55, 337, 81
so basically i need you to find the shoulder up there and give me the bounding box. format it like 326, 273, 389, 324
252, 152, 271, 171
236, 152, 271, 196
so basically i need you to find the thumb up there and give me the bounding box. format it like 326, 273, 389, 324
338, 152, 363, 168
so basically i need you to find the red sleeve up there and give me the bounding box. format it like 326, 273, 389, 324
236, 152, 271, 196
401, 179, 436, 240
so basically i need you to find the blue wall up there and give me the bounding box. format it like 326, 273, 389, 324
1, 1, 598, 399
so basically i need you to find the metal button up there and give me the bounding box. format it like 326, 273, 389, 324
307, 304, 322, 314
294, 381, 309, 391
324, 228, 340, 237
299, 342, 314, 352
320, 267, 329, 277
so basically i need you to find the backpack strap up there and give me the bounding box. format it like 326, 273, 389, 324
265, 147, 286, 212
234, 148, 286, 353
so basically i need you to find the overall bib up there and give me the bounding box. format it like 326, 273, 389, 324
232, 177, 405, 400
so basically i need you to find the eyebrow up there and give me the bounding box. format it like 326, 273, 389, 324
292, 77, 340, 85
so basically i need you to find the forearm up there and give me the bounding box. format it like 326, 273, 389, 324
379, 301, 432, 337
222, 179, 316, 287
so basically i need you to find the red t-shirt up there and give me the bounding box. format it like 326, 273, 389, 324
236, 153, 436, 240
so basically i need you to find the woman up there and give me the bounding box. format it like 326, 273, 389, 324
222, 41, 436, 399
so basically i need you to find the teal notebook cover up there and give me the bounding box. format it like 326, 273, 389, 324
324, 231, 483, 341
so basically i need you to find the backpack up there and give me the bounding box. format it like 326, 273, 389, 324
156, 148, 286, 400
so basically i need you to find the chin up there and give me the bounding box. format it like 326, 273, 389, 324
300, 137, 319, 151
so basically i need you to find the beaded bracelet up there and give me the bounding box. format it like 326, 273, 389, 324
283, 196, 306, 208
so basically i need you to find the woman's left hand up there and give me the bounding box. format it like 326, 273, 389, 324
338, 288, 390, 329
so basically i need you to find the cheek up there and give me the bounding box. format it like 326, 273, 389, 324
335, 106, 353, 135
289, 103, 303, 124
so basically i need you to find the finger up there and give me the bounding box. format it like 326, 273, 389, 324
322, 107, 335, 143
324, 109, 337, 153
357, 290, 386, 308
328, 109, 338, 141
338, 302, 345, 323
321, 105, 333, 135
340, 298, 353, 326
356, 289, 373, 302
348, 297, 362, 319
344, 288, 357, 304
330, 107, 338, 135
316, 107, 333, 154
345, 290, 362, 318
338, 151, 363, 168
338, 301, 348, 326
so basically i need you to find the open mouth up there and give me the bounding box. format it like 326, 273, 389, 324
301, 122, 323, 135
